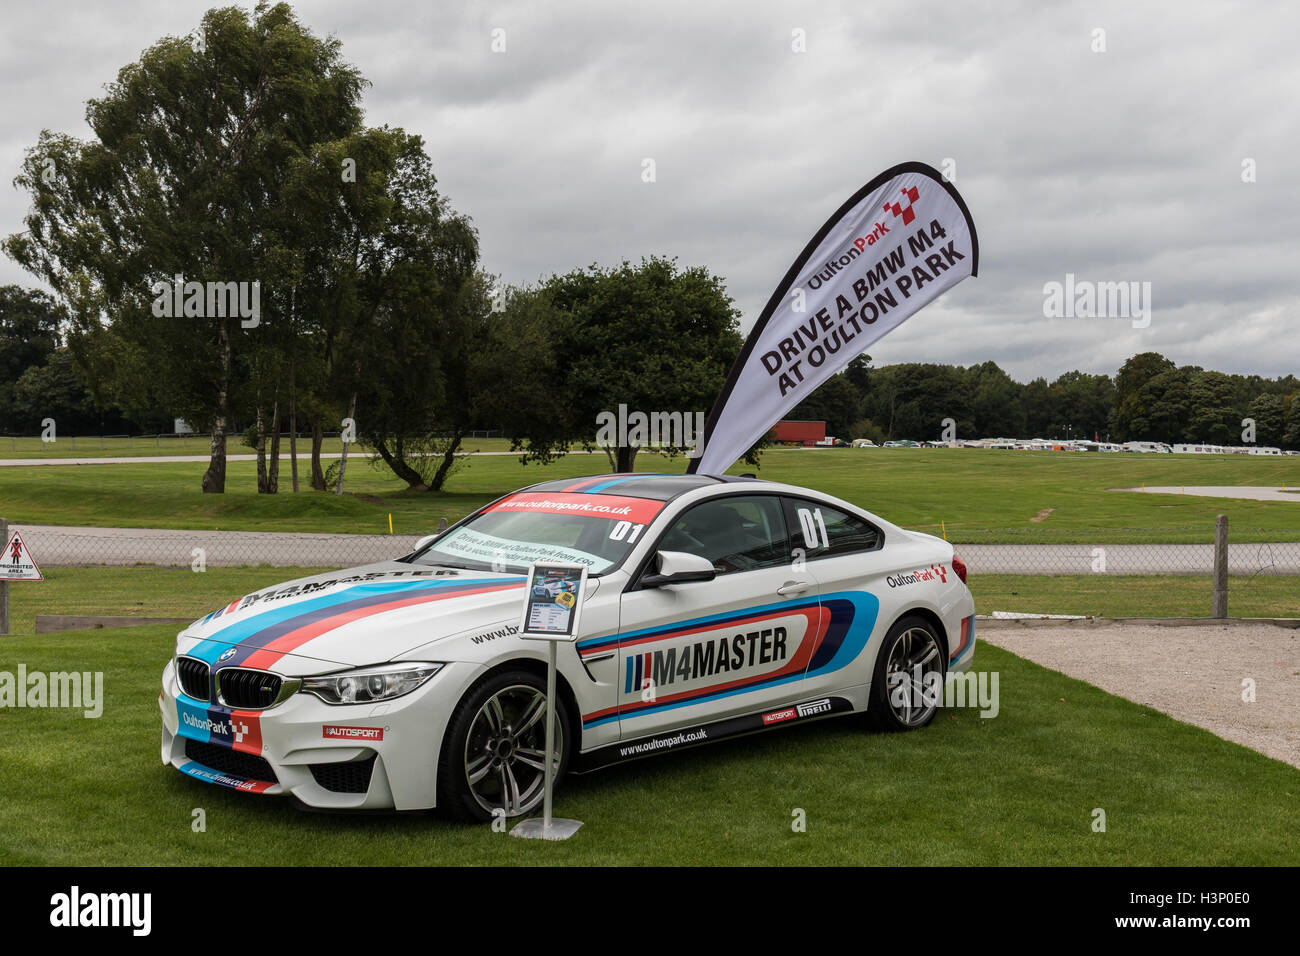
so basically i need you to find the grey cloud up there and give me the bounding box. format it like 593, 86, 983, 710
1, 0, 1295, 383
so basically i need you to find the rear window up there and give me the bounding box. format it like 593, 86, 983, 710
783, 498, 882, 558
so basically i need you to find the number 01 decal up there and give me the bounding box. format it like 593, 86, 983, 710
609, 520, 646, 543
797, 507, 828, 549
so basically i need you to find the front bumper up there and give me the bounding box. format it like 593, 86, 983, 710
158, 658, 483, 810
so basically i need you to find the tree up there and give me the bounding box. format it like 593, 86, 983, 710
317, 129, 480, 491
863, 363, 970, 440
1246, 393, 1285, 447
789, 371, 863, 439
0, 286, 62, 432
1282, 408, 1300, 451
533, 258, 743, 472
1110, 351, 1176, 441
1021, 376, 1056, 437
10, 350, 106, 434
5, 3, 365, 492
967, 361, 1026, 438
1051, 370, 1114, 439
1128, 366, 1196, 441
1185, 371, 1239, 445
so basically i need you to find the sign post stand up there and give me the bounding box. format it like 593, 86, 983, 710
1, 517, 7, 636
511, 561, 586, 842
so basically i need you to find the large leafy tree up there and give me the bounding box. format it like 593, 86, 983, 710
534, 258, 743, 472
789, 370, 864, 439
1110, 351, 1176, 441
1050, 370, 1115, 440
4, 3, 365, 492
0, 286, 62, 432
1245, 393, 1285, 447
967, 360, 1026, 438
312, 129, 479, 492
1021, 376, 1057, 437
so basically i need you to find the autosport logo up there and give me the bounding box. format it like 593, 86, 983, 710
762, 707, 796, 725
323, 725, 384, 741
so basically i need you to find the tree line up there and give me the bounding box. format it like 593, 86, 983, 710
790, 352, 1300, 448
3, 4, 1295, 493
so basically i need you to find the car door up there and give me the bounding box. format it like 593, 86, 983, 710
614, 494, 823, 740
781, 496, 890, 695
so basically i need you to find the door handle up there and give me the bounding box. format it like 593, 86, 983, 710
776, 581, 810, 596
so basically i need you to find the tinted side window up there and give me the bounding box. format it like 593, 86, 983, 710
655, 495, 790, 575
783, 498, 882, 558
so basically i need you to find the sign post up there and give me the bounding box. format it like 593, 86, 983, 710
511, 561, 586, 841
0, 517, 7, 636
1, 519, 45, 634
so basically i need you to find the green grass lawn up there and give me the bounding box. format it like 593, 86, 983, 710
2, 447, 1299, 538
970, 574, 1299, 619
0, 435, 520, 458
0, 628, 1295, 866
3, 567, 1294, 641
0, 566, 335, 637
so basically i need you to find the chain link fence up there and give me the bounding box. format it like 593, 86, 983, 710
7, 523, 1300, 576
13, 528, 423, 569
2, 522, 1296, 633
938, 527, 1300, 576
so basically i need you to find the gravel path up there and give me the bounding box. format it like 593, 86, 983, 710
982, 621, 1300, 768
1115, 485, 1300, 503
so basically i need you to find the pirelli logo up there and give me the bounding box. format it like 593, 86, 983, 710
796, 698, 832, 718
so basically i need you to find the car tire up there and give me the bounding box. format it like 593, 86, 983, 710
866, 615, 947, 732
437, 668, 572, 823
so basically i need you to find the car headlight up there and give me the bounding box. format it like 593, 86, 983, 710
300, 663, 444, 705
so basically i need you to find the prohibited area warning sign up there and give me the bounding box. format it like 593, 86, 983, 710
1, 530, 43, 581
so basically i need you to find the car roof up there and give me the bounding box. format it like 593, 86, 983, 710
512, 472, 903, 536
521, 472, 760, 502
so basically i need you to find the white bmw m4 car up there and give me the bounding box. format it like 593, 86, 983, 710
159, 473, 976, 821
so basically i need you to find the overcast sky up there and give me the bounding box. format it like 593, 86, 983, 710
2, 0, 1296, 382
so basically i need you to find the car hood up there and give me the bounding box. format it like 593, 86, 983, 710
175, 561, 576, 674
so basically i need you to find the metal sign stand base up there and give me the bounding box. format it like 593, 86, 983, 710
510, 639, 583, 842
510, 817, 584, 841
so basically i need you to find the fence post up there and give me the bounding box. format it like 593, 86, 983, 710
1, 517, 8, 635
1212, 514, 1228, 619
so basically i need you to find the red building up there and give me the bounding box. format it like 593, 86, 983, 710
770, 420, 827, 446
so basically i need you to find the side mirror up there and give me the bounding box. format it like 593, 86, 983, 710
640, 550, 717, 589
413, 534, 438, 553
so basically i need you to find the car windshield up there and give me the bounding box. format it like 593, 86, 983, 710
410, 492, 668, 575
